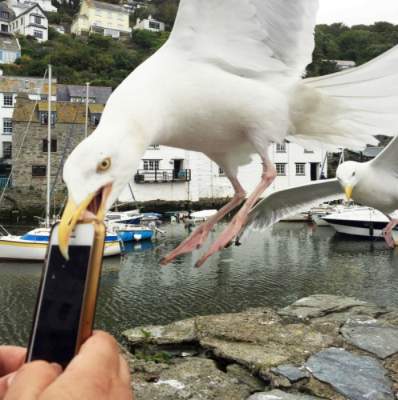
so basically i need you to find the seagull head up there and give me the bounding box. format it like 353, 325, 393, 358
58, 128, 143, 259
336, 161, 363, 201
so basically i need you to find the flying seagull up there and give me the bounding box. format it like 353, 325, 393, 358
242, 134, 398, 247
58, 0, 398, 265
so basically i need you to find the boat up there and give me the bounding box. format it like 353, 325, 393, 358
322, 207, 398, 240
0, 227, 121, 261
189, 209, 218, 222
106, 210, 162, 225
107, 222, 153, 243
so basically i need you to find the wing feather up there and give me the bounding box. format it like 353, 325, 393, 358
242, 179, 344, 236
370, 134, 398, 175
168, 0, 319, 77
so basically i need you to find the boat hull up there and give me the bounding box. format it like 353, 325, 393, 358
117, 229, 153, 242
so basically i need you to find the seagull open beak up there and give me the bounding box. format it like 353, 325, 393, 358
345, 185, 353, 200
58, 183, 112, 260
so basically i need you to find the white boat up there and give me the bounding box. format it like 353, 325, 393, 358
322, 207, 398, 240
0, 228, 121, 261
189, 209, 218, 222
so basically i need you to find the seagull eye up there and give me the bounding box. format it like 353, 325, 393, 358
97, 157, 111, 172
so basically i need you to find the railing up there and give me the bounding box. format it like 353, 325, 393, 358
0, 176, 11, 188
134, 169, 191, 184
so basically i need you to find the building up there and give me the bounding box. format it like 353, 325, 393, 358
9, 4, 48, 42
331, 60, 356, 71
7, 0, 56, 14
0, 2, 16, 34
57, 84, 112, 104
0, 34, 20, 64
0, 75, 56, 184
9, 96, 105, 208
119, 142, 328, 203
134, 15, 165, 32
71, 0, 132, 39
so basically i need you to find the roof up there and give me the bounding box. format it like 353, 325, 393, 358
0, 76, 56, 95
13, 97, 104, 124
38, 101, 57, 111
57, 84, 112, 104
90, 0, 127, 13
0, 34, 20, 52
12, 3, 45, 20
89, 104, 104, 113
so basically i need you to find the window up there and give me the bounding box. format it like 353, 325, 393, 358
1, 24, 8, 33
296, 163, 306, 176
40, 112, 56, 125
3, 118, 12, 134
219, 167, 225, 176
143, 159, 160, 171
32, 165, 46, 177
33, 30, 43, 39
3, 142, 11, 159
304, 149, 314, 154
276, 163, 286, 176
276, 142, 286, 153
3, 94, 13, 107
0, 11, 9, 19
34, 16, 41, 24
91, 114, 101, 127
149, 21, 160, 30
148, 144, 160, 150
42, 139, 57, 153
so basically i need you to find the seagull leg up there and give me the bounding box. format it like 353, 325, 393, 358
160, 177, 246, 265
382, 218, 398, 248
196, 158, 276, 267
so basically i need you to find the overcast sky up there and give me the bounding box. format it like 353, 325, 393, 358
317, 0, 398, 26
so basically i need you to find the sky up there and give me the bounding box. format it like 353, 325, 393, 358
317, 0, 398, 26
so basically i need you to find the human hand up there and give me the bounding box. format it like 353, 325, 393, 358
3, 331, 133, 400
0, 346, 26, 397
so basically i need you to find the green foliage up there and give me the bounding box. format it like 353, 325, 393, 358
306, 22, 398, 77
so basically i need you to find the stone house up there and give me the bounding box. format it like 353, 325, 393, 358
8, 96, 103, 211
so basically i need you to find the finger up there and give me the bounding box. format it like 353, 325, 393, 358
0, 347, 26, 376
66, 331, 120, 376
4, 361, 62, 400
0, 373, 15, 399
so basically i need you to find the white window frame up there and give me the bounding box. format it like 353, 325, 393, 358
276, 142, 287, 153
3, 94, 13, 107
33, 29, 43, 39
295, 163, 306, 176
3, 118, 12, 134
276, 163, 286, 176
143, 159, 160, 171
2, 141, 11, 158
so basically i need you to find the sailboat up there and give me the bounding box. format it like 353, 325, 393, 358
0, 67, 121, 260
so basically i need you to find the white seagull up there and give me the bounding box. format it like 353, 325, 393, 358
58, 0, 398, 266
242, 134, 398, 247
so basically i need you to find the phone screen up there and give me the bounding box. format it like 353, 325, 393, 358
28, 244, 92, 368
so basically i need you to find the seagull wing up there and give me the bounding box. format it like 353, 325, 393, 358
370, 134, 398, 176
242, 179, 344, 235
293, 45, 398, 150
168, 0, 319, 77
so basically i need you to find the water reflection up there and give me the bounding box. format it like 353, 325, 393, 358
0, 223, 397, 346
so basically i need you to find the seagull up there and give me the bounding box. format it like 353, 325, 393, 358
58, 0, 398, 265
241, 135, 398, 247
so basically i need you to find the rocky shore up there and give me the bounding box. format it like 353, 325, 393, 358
121, 295, 398, 400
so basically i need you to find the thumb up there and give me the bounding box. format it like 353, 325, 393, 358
4, 361, 62, 400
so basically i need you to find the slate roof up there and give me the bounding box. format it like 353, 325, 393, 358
57, 84, 112, 104
91, 0, 126, 13
0, 3, 16, 22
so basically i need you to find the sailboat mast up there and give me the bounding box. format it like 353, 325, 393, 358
85, 82, 90, 138
46, 65, 52, 228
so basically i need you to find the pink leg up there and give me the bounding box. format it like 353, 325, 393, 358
196, 158, 276, 267
160, 177, 246, 265
383, 218, 398, 248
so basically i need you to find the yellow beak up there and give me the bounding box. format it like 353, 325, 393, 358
345, 185, 353, 200
58, 194, 96, 260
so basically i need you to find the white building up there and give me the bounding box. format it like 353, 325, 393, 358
134, 15, 165, 32
7, 0, 56, 14
9, 4, 48, 42
120, 142, 327, 203
0, 75, 56, 183
0, 34, 20, 64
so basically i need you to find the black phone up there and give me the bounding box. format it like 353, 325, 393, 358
26, 221, 105, 368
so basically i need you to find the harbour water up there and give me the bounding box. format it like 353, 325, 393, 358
0, 222, 398, 346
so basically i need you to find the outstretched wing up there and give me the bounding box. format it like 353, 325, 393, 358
242, 179, 344, 235
370, 134, 398, 176
168, 0, 319, 77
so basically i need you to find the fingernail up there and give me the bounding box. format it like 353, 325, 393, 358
6, 372, 16, 387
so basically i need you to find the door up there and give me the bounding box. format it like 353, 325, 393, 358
310, 163, 319, 181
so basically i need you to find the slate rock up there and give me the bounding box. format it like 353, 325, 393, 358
305, 347, 393, 400
341, 319, 398, 359
248, 389, 322, 400
271, 364, 309, 382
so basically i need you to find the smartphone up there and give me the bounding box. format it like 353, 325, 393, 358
26, 221, 105, 368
